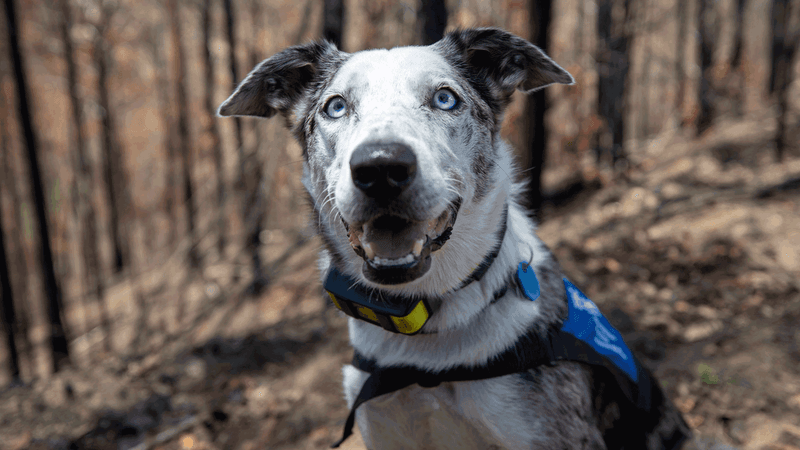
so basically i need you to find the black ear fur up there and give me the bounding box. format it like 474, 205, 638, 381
437, 28, 573, 107
217, 41, 343, 118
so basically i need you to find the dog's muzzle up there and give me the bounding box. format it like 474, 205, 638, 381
344, 141, 460, 285
328, 204, 508, 336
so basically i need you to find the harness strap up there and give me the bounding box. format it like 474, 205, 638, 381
451, 205, 508, 291
331, 327, 556, 448
332, 328, 662, 448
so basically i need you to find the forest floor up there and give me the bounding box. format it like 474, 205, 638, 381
1, 114, 800, 450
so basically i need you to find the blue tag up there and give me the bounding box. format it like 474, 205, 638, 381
560, 278, 638, 382
516, 262, 540, 302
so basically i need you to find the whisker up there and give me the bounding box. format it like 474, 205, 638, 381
315, 188, 335, 231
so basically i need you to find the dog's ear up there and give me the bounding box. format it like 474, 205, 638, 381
218, 41, 343, 118
438, 28, 573, 96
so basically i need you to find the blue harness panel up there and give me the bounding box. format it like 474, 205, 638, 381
517, 263, 638, 383
560, 278, 638, 382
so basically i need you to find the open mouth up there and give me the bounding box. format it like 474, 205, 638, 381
344, 199, 461, 285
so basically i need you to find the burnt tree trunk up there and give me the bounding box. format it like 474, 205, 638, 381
525, 0, 551, 215
168, 0, 198, 268
243, 0, 268, 295
640, 49, 652, 138
771, 0, 797, 160
675, 0, 689, 119
224, 0, 265, 290
418, 0, 447, 45
596, 0, 631, 170
5, 0, 71, 371
94, 14, 126, 274
730, 0, 746, 115
60, 0, 111, 353
94, 2, 148, 350
769, 0, 789, 94
0, 98, 21, 382
323, 0, 344, 48
0, 214, 20, 381
203, 0, 227, 255
147, 26, 179, 245
223, 0, 244, 179
0, 96, 33, 375
60, 0, 89, 337
697, 0, 716, 135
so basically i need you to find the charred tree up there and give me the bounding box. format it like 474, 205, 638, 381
202, 0, 227, 255
244, 172, 268, 295
730, 0, 747, 115
93, 1, 148, 350
675, 0, 689, 118
5, 0, 71, 371
223, 0, 266, 291
418, 0, 446, 45
323, 0, 344, 48
168, 0, 199, 268
525, 0, 551, 216
596, 0, 631, 170
0, 94, 33, 375
771, 0, 797, 160
696, 0, 716, 135
0, 214, 20, 381
223, 0, 244, 175
145, 25, 178, 245
94, 8, 126, 274
59, 0, 111, 353
242, 0, 268, 294
0, 90, 21, 382
770, 0, 789, 94
731, 0, 746, 68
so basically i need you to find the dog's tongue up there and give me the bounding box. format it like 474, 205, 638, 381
362, 216, 426, 259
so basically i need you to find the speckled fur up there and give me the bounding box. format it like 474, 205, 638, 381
218, 28, 690, 450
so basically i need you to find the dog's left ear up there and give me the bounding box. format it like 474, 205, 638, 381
438, 28, 573, 96
218, 41, 343, 118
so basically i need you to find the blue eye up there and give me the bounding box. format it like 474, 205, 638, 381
433, 89, 457, 110
325, 96, 347, 118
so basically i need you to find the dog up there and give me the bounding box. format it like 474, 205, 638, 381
218, 28, 691, 450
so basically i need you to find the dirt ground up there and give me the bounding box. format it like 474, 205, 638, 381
1, 114, 800, 450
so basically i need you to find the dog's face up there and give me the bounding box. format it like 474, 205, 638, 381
219, 28, 572, 286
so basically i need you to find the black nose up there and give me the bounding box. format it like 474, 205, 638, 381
349, 142, 417, 200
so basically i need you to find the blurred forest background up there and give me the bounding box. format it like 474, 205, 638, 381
0, 0, 799, 448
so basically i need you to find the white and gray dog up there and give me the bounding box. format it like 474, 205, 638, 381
219, 28, 690, 450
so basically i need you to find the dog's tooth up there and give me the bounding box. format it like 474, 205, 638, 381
413, 239, 424, 256
363, 242, 376, 260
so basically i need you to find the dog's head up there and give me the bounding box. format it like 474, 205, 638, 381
219, 28, 572, 287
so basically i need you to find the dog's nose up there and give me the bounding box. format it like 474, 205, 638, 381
350, 142, 417, 199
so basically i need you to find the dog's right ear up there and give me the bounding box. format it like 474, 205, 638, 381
217, 41, 342, 119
